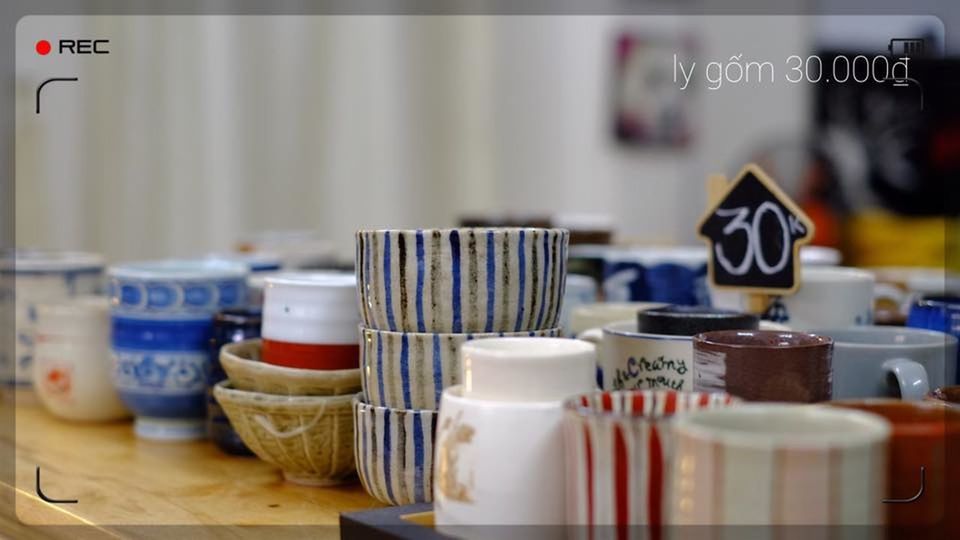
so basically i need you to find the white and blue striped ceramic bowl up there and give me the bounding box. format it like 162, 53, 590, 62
354, 394, 438, 506
361, 326, 561, 410
356, 228, 569, 334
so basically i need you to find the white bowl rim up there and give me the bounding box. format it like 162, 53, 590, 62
108, 259, 248, 280
2, 249, 104, 272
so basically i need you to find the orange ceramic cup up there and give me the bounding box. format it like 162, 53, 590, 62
829, 399, 960, 538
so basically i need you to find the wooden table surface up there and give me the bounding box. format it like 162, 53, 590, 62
1, 389, 384, 539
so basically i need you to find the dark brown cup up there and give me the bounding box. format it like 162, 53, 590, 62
828, 399, 960, 537
692, 330, 833, 402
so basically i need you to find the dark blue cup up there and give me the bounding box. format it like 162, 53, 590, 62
207, 308, 261, 455
907, 295, 960, 383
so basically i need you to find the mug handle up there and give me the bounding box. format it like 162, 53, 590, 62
882, 358, 929, 400
575, 327, 602, 390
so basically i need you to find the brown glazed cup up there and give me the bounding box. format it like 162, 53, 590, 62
928, 386, 960, 409
828, 399, 960, 537
692, 330, 833, 402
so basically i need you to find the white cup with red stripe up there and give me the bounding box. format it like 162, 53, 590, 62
261, 272, 360, 370
562, 390, 739, 534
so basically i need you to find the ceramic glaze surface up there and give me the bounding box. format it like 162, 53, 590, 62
354, 396, 438, 506
215, 382, 356, 486
361, 327, 561, 410
356, 228, 569, 333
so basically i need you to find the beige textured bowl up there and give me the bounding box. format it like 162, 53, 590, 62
213, 381, 356, 486
220, 339, 361, 396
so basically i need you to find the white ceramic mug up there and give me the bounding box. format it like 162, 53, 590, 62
33, 296, 129, 421
433, 385, 566, 530
579, 320, 694, 392
460, 337, 596, 402
671, 404, 890, 525
710, 266, 875, 330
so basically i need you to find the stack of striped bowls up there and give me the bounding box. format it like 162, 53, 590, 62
353, 228, 569, 505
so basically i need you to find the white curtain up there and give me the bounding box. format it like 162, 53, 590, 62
16, 15, 812, 263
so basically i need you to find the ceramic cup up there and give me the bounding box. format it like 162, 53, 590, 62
354, 395, 438, 506
207, 308, 261, 455
569, 302, 665, 338
928, 385, 960, 408
710, 266, 875, 330
1, 250, 104, 386
361, 327, 561, 410
558, 274, 599, 336
671, 404, 890, 525
907, 295, 960, 381
693, 330, 834, 403
597, 246, 709, 305
460, 337, 596, 402
356, 228, 569, 334
33, 296, 129, 421
261, 272, 359, 370
637, 305, 759, 336
580, 308, 759, 392
237, 229, 337, 270
563, 390, 739, 534
809, 326, 957, 400
828, 399, 960, 533
109, 259, 248, 440
433, 384, 566, 529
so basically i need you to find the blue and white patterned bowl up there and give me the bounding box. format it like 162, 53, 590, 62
108, 259, 248, 319
361, 326, 561, 410
356, 228, 569, 334
354, 394, 438, 506
108, 259, 248, 440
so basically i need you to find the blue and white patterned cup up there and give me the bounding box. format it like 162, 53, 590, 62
1, 250, 104, 386
591, 246, 710, 306
360, 326, 561, 410
354, 394, 438, 506
356, 228, 569, 334
108, 260, 248, 440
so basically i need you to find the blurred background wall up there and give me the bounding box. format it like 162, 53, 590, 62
14, 12, 953, 263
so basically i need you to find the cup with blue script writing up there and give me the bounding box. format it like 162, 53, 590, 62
579, 306, 758, 391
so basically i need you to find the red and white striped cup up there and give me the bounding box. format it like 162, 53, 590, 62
261, 272, 359, 370
562, 390, 738, 536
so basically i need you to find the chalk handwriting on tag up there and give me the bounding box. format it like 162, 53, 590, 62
697, 164, 814, 295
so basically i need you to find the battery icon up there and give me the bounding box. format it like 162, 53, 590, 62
888, 38, 925, 58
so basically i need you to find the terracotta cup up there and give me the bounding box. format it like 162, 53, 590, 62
829, 399, 960, 536
927, 385, 960, 409
693, 330, 834, 402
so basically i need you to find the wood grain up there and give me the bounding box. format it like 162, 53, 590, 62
1, 390, 383, 537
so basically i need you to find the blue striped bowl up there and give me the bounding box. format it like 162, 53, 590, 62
353, 394, 438, 506
356, 228, 569, 334
361, 326, 561, 410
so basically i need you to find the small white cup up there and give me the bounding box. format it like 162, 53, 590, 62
710, 266, 875, 330
460, 337, 596, 402
434, 384, 566, 530
33, 296, 130, 421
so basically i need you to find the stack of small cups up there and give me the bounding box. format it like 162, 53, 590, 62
353, 228, 568, 505
212, 272, 364, 486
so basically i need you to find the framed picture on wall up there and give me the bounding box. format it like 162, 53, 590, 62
612, 31, 695, 148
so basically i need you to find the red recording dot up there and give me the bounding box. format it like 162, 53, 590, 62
35, 40, 51, 55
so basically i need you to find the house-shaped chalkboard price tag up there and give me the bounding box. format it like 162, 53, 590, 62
697, 164, 815, 295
